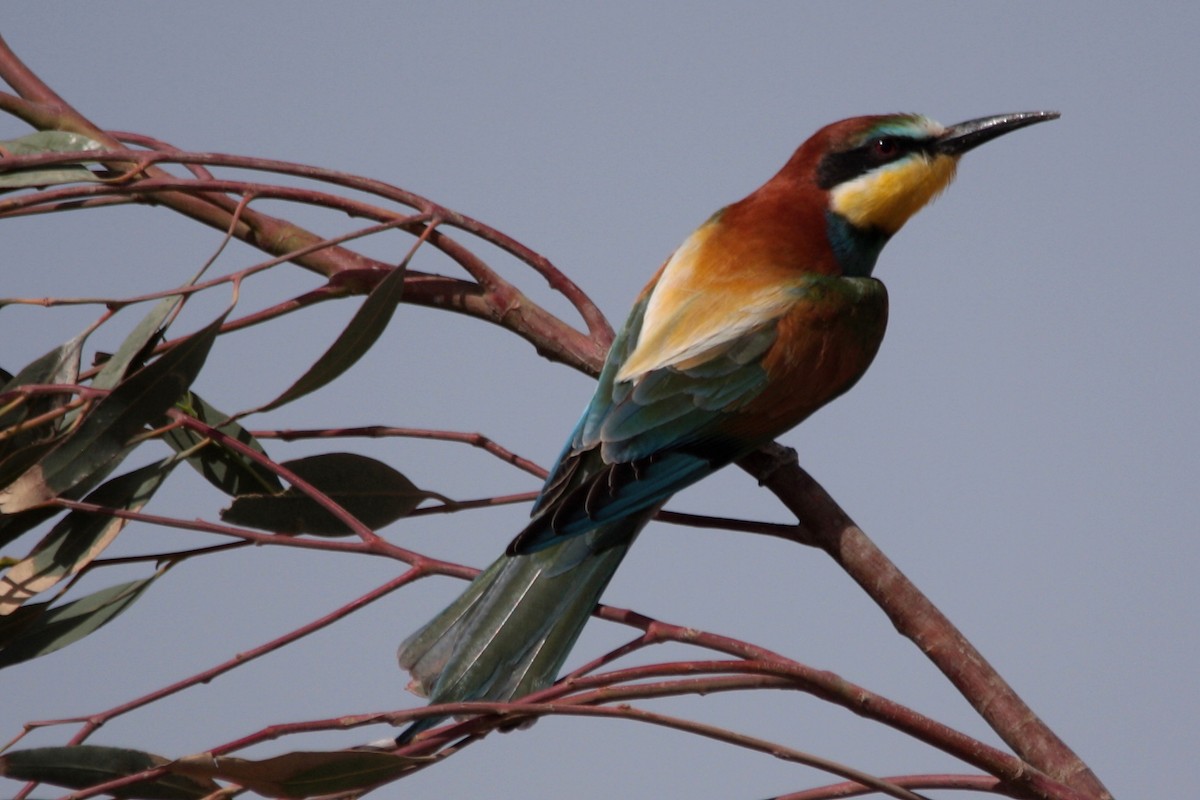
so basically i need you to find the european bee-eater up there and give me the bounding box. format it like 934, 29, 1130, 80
397, 110, 1058, 742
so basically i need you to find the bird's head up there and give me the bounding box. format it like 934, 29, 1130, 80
763, 111, 1059, 276
814, 111, 1058, 234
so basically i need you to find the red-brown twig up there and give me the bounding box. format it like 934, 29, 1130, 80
19, 570, 424, 749
0, 147, 609, 371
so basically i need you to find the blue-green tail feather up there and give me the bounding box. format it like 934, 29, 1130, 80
395, 517, 643, 743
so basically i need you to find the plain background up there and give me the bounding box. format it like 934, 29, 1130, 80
2, 4, 1196, 799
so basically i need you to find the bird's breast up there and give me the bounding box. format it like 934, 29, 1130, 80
739, 276, 888, 437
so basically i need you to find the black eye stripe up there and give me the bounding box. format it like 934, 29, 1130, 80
815, 136, 933, 190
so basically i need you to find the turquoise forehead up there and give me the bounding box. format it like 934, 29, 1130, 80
858, 115, 944, 144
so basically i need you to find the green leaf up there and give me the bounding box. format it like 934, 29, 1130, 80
0, 131, 105, 190
163, 391, 283, 496
92, 294, 184, 391
0, 333, 86, 461
0, 439, 63, 505
221, 452, 433, 536
92, 225, 230, 391
0, 505, 60, 550
171, 749, 423, 798
0, 745, 218, 800
0, 576, 156, 668
0, 312, 226, 513
257, 263, 406, 412
0, 131, 105, 156
0, 459, 176, 614
0, 332, 85, 406
0, 337, 88, 544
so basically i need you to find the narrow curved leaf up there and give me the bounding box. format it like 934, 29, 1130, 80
0, 505, 60, 550
221, 452, 433, 536
163, 391, 283, 496
0, 332, 86, 461
0, 576, 156, 667
0, 439, 63, 504
0, 131, 104, 155
171, 749, 422, 798
0, 312, 227, 513
0, 338, 88, 542
0, 131, 104, 190
0, 458, 176, 614
0, 745, 218, 800
257, 263, 406, 412
92, 294, 184, 391
0, 332, 85, 407
93, 232, 226, 392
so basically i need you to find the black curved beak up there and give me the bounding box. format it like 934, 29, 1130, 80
937, 111, 1060, 156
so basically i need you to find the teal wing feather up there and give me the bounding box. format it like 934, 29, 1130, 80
510, 287, 788, 554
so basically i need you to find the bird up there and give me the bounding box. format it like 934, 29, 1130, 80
396, 110, 1058, 743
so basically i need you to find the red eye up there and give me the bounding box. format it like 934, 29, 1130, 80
874, 137, 898, 156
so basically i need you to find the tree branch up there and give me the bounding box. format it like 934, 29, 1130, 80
737, 445, 1111, 800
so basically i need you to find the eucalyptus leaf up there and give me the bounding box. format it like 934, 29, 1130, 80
0, 745, 218, 800
0, 312, 226, 513
92, 294, 184, 391
0, 131, 105, 190
0, 576, 156, 668
0, 336, 87, 531
0, 505, 59, 550
92, 223, 230, 391
170, 749, 422, 798
222, 452, 433, 536
0, 332, 86, 459
257, 263, 406, 412
0, 459, 176, 614
0, 131, 104, 156
163, 391, 283, 496
0, 331, 85, 403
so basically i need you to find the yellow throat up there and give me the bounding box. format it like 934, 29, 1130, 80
829, 152, 958, 235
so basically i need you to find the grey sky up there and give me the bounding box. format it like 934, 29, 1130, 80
2, 3, 1195, 798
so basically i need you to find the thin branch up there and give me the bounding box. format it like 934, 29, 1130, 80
737, 445, 1112, 800
257, 425, 551, 480
0, 155, 608, 371
49, 693, 940, 800
775, 773, 1010, 800
1, 214, 426, 311
165, 409, 385, 548
90, 541, 248, 566
656, 507, 814, 542
406, 491, 540, 517
0, 142, 612, 344
22, 569, 423, 748
253, 428, 806, 539
0, 37, 383, 280
174, 686, 1086, 800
